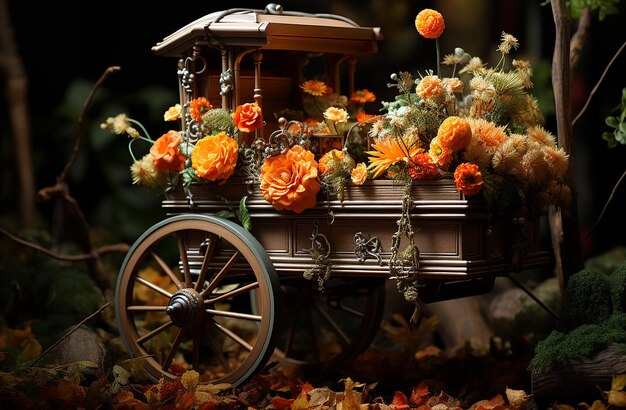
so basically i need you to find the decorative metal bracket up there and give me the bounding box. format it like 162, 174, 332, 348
303, 220, 332, 290
353, 232, 382, 264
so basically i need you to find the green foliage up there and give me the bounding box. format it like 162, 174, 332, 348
214, 196, 252, 231
529, 314, 626, 375
585, 246, 626, 274
569, 0, 621, 20
563, 267, 613, 330
481, 173, 520, 214
602, 88, 626, 148
610, 264, 626, 313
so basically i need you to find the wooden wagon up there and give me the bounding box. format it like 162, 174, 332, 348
114, 4, 551, 386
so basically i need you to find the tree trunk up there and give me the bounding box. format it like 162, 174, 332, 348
0, 0, 36, 228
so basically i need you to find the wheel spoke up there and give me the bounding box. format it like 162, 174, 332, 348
136, 320, 175, 344
177, 233, 192, 287
150, 250, 183, 289
306, 308, 320, 361
194, 234, 218, 292
135, 276, 173, 299
313, 303, 350, 347
127, 305, 167, 312
204, 323, 233, 372
335, 303, 365, 318
206, 282, 259, 305
212, 320, 253, 351
199, 251, 241, 297
162, 327, 184, 371
207, 309, 262, 322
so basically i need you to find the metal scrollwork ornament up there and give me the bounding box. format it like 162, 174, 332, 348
303, 220, 332, 290
353, 232, 382, 264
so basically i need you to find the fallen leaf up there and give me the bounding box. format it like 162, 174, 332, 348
309, 387, 337, 407
410, 381, 431, 406
505, 387, 529, 408
391, 391, 410, 409
550, 404, 576, 410
112, 390, 150, 410
608, 390, 626, 407
583, 399, 608, 410
468, 394, 505, 410
415, 345, 442, 361
270, 396, 294, 410
291, 393, 310, 410
43, 380, 87, 407
612, 374, 626, 391
181, 370, 199, 392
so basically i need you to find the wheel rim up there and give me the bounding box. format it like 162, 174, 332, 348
115, 214, 278, 386
271, 277, 385, 371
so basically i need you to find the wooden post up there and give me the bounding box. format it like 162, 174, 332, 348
550, 0, 584, 296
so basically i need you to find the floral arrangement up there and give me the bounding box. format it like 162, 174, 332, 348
103, 7, 570, 220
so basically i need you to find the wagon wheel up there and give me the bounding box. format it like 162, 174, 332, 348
115, 214, 279, 386
270, 276, 385, 372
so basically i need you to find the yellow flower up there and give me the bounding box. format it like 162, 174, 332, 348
366, 136, 421, 179
101, 113, 132, 135
130, 154, 169, 187
323, 107, 349, 123
164, 104, 182, 121
497, 32, 519, 54
464, 118, 507, 167
459, 57, 485, 75
260, 145, 320, 213
415, 9, 445, 39
543, 146, 569, 179
526, 125, 556, 147
428, 136, 454, 170
492, 133, 527, 175
520, 147, 550, 187
351, 163, 368, 185
191, 132, 239, 182
300, 80, 328, 97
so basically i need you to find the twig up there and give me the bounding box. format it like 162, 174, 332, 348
572, 40, 626, 127
58, 66, 121, 183
0, 226, 129, 261
31, 302, 111, 365
586, 168, 626, 239
570, 7, 590, 71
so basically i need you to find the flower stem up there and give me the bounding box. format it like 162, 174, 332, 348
128, 118, 153, 142
436, 38, 441, 77
127, 139, 139, 162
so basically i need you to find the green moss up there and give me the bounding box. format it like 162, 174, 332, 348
610, 264, 626, 313
563, 268, 613, 330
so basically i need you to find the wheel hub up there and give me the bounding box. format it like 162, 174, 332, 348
166, 289, 204, 327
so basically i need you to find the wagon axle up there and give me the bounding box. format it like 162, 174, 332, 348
166, 289, 205, 327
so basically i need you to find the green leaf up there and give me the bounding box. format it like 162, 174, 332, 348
215, 210, 235, 219
602, 131, 617, 148
606, 116, 619, 128
238, 196, 252, 231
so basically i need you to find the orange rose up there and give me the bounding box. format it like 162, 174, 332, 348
164, 104, 182, 121
260, 145, 320, 213
150, 130, 187, 171
437, 116, 472, 152
233, 102, 263, 133
415, 9, 445, 39
454, 162, 483, 197
191, 132, 239, 182
351, 163, 368, 185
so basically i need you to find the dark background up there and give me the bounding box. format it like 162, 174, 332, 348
2, 0, 625, 260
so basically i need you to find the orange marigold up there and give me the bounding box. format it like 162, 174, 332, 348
350, 89, 376, 104
260, 145, 321, 213
351, 163, 368, 185
437, 116, 472, 152
416, 75, 443, 99
408, 152, 439, 180
233, 102, 263, 133
300, 80, 328, 97
415, 9, 445, 39
191, 132, 239, 182
356, 111, 376, 123
188, 97, 213, 122
454, 162, 483, 197
150, 130, 187, 171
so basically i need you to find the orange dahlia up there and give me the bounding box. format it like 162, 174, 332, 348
366, 136, 421, 179
150, 130, 187, 171
436, 116, 472, 152
260, 145, 321, 213
233, 102, 263, 133
191, 132, 239, 182
415, 9, 445, 39
408, 152, 439, 180
188, 97, 213, 122
454, 162, 483, 197
416, 75, 443, 99
300, 80, 329, 97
